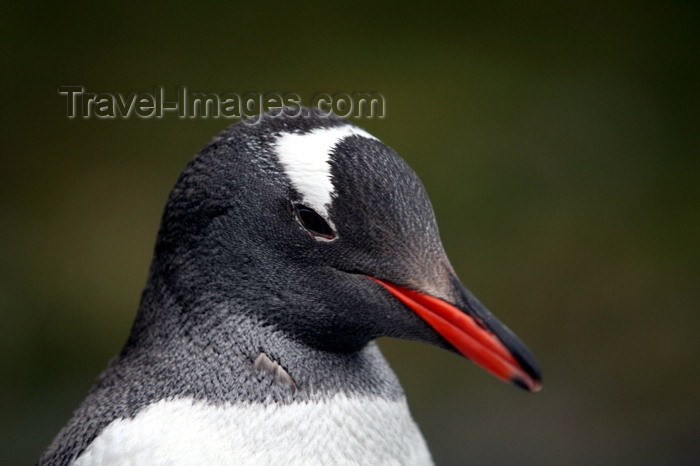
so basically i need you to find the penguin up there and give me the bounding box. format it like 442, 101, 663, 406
40, 107, 541, 465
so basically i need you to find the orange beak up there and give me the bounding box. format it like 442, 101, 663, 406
370, 277, 541, 392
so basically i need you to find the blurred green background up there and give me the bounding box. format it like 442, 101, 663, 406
2, 1, 699, 464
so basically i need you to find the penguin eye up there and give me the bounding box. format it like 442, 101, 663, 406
294, 204, 335, 240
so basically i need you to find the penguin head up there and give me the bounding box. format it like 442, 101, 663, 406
149, 107, 541, 392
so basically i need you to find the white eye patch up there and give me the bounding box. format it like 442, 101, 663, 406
274, 125, 378, 219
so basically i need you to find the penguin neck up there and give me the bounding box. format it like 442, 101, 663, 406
115, 273, 405, 405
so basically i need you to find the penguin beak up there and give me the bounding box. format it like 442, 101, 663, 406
370, 276, 542, 392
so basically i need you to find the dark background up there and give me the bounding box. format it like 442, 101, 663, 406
2, 1, 699, 464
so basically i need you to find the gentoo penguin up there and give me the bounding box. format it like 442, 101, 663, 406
41, 107, 541, 465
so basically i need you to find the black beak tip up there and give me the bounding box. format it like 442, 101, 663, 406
516, 351, 542, 383
510, 372, 543, 392
451, 275, 543, 389
510, 376, 530, 391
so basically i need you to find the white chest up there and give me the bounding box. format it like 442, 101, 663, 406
73, 395, 433, 466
